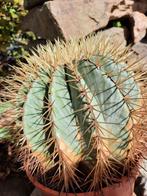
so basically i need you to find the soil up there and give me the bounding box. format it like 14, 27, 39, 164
0, 141, 34, 195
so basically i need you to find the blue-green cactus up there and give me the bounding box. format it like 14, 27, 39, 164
1, 34, 147, 192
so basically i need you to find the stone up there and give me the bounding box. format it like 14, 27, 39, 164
22, 0, 147, 43
22, 2, 64, 42
107, 0, 134, 19
24, 0, 49, 10
107, 0, 147, 19
22, 0, 109, 41
131, 12, 147, 43
102, 27, 127, 47
104, 0, 147, 43
133, 0, 147, 14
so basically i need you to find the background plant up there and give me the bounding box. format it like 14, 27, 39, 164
0, 0, 36, 76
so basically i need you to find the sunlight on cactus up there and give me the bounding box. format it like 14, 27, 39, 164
1, 33, 147, 192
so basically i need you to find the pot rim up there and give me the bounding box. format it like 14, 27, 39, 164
27, 171, 138, 196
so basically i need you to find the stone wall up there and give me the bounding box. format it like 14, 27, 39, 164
23, 0, 147, 42
22, 0, 147, 72
22, 0, 147, 68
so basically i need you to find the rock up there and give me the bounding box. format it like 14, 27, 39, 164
0, 174, 34, 196
31, 188, 42, 196
22, 0, 147, 43
107, 0, 147, 19
22, 2, 64, 42
131, 12, 147, 43
24, 0, 49, 10
133, 0, 147, 14
22, 0, 110, 41
107, 0, 134, 19
100, 1, 147, 43
102, 27, 127, 47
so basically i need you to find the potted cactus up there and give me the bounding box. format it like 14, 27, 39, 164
1, 33, 147, 196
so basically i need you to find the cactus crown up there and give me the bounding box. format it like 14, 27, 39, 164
1, 33, 147, 192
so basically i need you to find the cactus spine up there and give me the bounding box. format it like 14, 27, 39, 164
1, 33, 147, 192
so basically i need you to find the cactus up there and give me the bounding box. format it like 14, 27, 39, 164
2, 33, 147, 192
0, 102, 14, 140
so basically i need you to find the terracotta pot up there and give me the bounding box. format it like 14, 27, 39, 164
27, 173, 137, 196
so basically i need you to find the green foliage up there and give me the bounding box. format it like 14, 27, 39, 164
1, 34, 146, 192
113, 21, 123, 28
0, 0, 36, 59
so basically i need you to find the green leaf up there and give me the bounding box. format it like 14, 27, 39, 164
113, 21, 123, 28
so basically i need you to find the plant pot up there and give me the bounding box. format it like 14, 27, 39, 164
27, 172, 137, 196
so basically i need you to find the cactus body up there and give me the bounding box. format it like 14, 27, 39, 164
2, 34, 147, 192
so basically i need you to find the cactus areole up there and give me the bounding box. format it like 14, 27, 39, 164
2, 34, 147, 193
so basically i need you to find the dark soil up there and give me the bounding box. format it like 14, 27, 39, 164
0, 141, 34, 195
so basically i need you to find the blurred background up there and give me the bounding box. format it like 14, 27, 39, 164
0, 0, 37, 77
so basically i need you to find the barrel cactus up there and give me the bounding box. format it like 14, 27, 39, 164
2, 33, 147, 192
